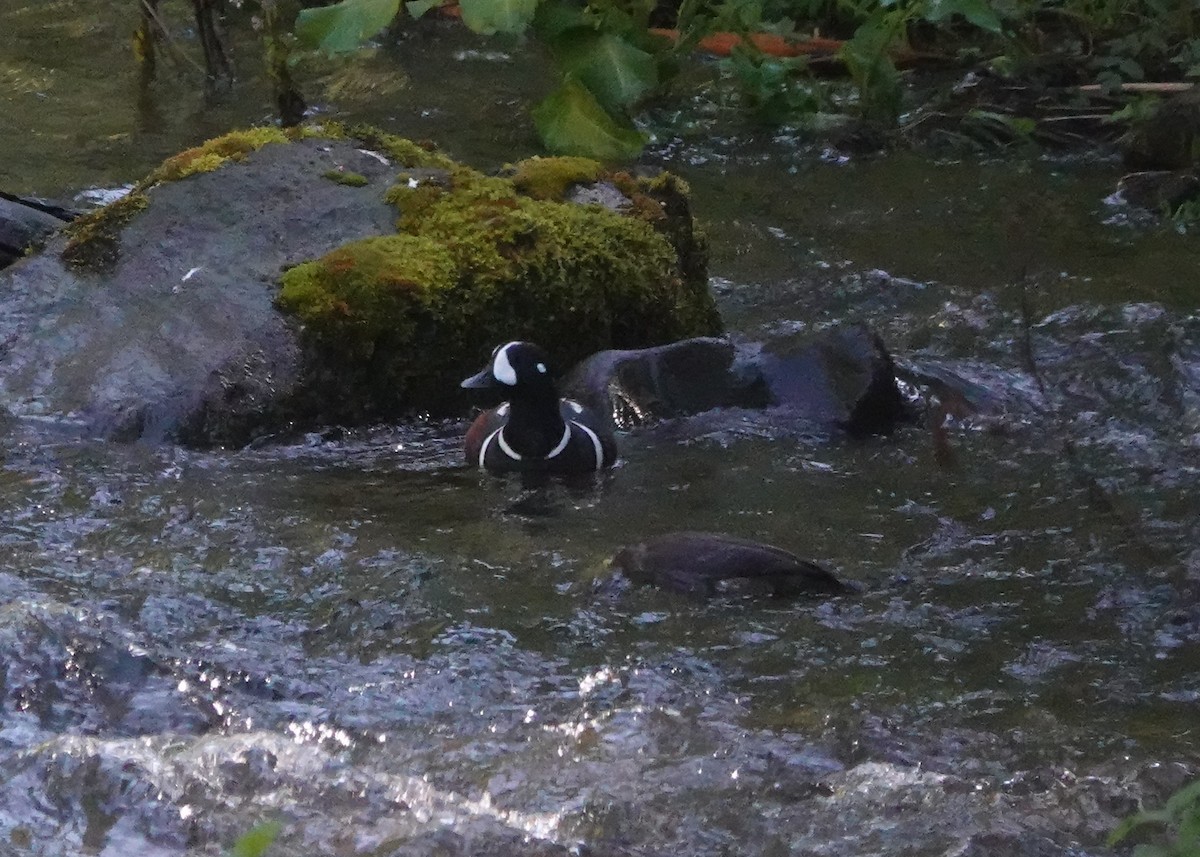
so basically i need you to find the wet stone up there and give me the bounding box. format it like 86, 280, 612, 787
561, 324, 909, 438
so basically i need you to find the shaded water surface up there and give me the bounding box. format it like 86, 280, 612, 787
2, 4, 1200, 855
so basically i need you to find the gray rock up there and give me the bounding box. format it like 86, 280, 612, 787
751, 323, 909, 436
1116, 170, 1200, 212
561, 337, 767, 431
0, 138, 400, 444
0, 193, 71, 268
562, 324, 909, 437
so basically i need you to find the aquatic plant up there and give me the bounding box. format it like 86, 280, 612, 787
230, 820, 282, 857
131, 0, 1200, 158
1110, 778, 1200, 857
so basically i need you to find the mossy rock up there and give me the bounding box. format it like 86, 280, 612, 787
277, 146, 722, 417
0, 122, 720, 444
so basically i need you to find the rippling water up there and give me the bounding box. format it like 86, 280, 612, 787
3, 3, 1200, 854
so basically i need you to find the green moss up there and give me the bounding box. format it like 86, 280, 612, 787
146, 127, 290, 184
278, 150, 722, 412
322, 169, 370, 187
61, 191, 150, 270
278, 235, 456, 360
510, 156, 604, 200
345, 124, 455, 170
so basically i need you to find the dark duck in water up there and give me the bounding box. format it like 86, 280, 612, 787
462, 341, 617, 474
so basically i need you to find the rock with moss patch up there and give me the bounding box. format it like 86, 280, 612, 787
0, 124, 721, 445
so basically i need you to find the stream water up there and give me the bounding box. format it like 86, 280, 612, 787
2, 4, 1200, 856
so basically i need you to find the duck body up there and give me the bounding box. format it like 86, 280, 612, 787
462, 341, 617, 474
610, 531, 847, 598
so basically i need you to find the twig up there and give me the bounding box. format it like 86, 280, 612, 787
137, 0, 208, 76
1078, 82, 1194, 95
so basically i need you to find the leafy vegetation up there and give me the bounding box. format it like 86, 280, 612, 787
282, 0, 1199, 158
230, 820, 282, 857
1110, 778, 1200, 857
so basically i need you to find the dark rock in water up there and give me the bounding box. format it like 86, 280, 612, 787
1120, 92, 1200, 171
563, 324, 908, 437
1116, 170, 1200, 212
609, 531, 848, 598
561, 337, 767, 430
751, 324, 908, 436
0, 192, 72, 269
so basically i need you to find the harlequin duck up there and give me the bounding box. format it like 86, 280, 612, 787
609, 531, 848, 598
461, 341, 617, 473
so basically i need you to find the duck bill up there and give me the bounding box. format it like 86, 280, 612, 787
460, 368, 498, 389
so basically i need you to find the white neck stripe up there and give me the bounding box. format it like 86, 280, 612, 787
545, 424, 572, 459
496, 429, 523, 461
570, 420, 605, 469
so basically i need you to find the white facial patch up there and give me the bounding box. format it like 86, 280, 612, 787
536, 362, 547, 374
493, 343, 518, 386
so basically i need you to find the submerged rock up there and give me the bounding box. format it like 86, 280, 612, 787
561, 336, 766, 430
1115, 170, 1200, 212
0, 125, 720, 445
1120, 91, 1200, 171
608, 531, 849, 598
0, 192, 72, 269
562, 324, 909, 436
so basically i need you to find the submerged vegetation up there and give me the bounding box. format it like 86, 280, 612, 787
1110, 779, 1200, 857
121, 0, 1200, 161
279, 0, 1200, 158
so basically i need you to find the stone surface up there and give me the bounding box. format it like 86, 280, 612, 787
562, 324, 909, 436
0, 193, 71, 269
0, 136, 398, 444
1116, 170, 1200, 211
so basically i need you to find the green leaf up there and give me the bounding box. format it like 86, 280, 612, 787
925, 0, 1004, 34
405, 0, 441, 18
295, 0, 400, 53
230, 821, 282, 857
532, 79, 645, 160
840, 12, 903, 123
458, 0, 538, 35
1164, 779, 1200, 818
552, 30, 658, 110
530, 0, 588, 41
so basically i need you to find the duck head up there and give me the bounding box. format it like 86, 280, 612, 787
461, 341, 557, 396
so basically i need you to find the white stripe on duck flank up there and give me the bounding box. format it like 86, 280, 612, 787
545, 424, 572, 459
570, 420, 604, 469
479, 427, 503, 467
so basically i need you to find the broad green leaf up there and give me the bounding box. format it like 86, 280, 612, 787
840, 13, 902, 122
459, 0, 538, 35
230, 821, 282, 857
296, 0, 400, 53
532, 79, 645, 160
553, 30, 658, 110
531, 0, 588, 41
925, 0, 1003, 34
405, 0, 441, 18
1164, 779, 1200, 817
